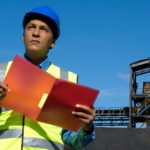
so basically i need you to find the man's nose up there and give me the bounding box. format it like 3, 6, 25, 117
32, 28, 40, 37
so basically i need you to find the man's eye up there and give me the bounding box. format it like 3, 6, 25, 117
41, 27, 49, 32
27, 25, 35, 29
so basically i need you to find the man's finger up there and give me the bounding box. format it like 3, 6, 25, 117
0, 82, 9, 91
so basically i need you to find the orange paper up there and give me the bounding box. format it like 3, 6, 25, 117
0, 55, 99, 131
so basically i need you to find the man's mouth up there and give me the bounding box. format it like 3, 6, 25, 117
30, 40, 40, 44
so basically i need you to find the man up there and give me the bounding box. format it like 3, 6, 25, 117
0, 6, 96, 150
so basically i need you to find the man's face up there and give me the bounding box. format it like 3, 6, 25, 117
23, 19, 55, 57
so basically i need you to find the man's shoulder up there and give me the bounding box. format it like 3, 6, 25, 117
0, 61, 12, 81
50, 63, 77, 75
0, 61, 12, 70
48, 63, 78, 83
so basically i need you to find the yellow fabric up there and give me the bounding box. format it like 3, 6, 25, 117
46, 63, 60, 78
47, 63, 77, 83
0, 138, 21, 150
68, 71, 77, 83
4, 61, 12, 77
38, 93, 48, 108
0, 61, 78, 149
0, 110, 22, 130
24, 117, 63, 144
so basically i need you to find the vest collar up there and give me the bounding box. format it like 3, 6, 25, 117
23, 54, 51, 71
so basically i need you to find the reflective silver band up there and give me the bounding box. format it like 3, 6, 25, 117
0, 62, 9, 112
0, 129, 22, 139
60, 68, 68, 80
0, 129, 64, 150
0, 107, 9, 112
23, 137, 64, 150
0, 62, 8, 81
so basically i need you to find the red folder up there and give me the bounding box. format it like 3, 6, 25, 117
0, 55, 99, 131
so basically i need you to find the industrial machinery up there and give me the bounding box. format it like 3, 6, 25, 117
94, 58, 150, 128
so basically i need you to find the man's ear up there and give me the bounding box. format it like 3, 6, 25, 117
49, 41, 55, 49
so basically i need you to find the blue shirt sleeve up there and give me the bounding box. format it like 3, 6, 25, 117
61, 126, 96, 149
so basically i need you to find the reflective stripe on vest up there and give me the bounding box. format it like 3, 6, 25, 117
0, 62, 12, 82
0, 60, 78, 150
23, 137, 63, 150
0, 128, 63, 150
47, 63, 77, 83
0, 129, 22, 139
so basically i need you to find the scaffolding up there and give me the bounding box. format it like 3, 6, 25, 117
94, 58, 150, 128
129, 58, 150, 127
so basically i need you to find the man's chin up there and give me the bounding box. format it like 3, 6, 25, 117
26, 48, 41, 53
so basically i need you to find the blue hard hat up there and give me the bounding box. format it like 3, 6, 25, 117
23, 6, 60, 39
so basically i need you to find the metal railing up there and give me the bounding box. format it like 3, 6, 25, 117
94, 107, 129, 127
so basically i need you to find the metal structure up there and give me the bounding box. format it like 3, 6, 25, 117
94, 107, 129, 127
94, 58, 150, 128
129, 58, 150, 127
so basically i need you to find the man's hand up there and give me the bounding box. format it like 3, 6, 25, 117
72, 104, 96, 133
0, 82, 9, 100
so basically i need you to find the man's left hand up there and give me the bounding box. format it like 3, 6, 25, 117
72, 104, 96, 133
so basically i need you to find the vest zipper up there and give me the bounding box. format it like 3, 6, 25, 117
21, 115, 25, 150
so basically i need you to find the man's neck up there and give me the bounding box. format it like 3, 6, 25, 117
24, 54, 47, 66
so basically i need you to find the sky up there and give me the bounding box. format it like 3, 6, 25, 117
0, 0, 149, 108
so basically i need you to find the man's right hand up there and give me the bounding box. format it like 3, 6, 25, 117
0, 82, 9, 100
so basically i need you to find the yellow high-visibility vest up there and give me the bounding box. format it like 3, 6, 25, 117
0, 61, 78, 150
